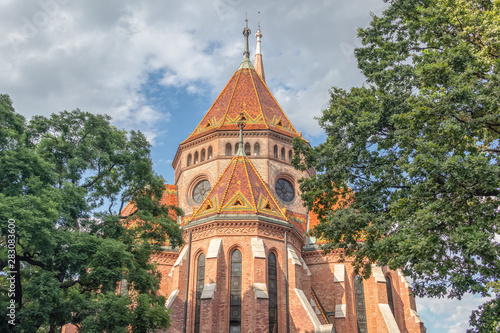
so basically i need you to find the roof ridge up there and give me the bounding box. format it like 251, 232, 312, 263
217, 69, 244, 131
252, 70, 299, 136
249, 67, 270, 130
218, 156, 239, 213
242, 155, 258, 213
190, 156, 236, 220
246, 155, 288, 221
181, 70, 239, 144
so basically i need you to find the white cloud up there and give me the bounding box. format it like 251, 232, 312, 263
0, 0, 385, 139
417, 294, 491, 333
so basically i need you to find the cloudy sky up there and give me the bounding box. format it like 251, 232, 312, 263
0, 0, 489, 331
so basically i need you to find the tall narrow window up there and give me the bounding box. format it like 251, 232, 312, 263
187, 154, 192, 166
201, 149, 206, 162
386, 276, 395, 316
194, 151, 199, 164
244, 143, 251, 156
281, 148, 285, 160
254, 143, 260, 156
273, 145, 278, 158
288, 150, 293, 162
354, 275, 368, 333
230, 250, 242, 332
268, 253, 278, 333
208, 146, 213, 159
225, 143, 232, 156
195, 253, 206, 333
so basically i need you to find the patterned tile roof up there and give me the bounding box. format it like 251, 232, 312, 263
189, 155, 289, 223
182, 66, 299, 144
121, 184, 178, 220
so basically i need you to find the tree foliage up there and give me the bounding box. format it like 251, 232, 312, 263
0, 94, 183, 332
293, 0, 500, 329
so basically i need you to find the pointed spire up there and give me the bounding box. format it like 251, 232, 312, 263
254, 14, 266, 82
236, 112, 246, 156
238, 15, 254, 70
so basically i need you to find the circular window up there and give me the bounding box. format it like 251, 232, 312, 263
275, 178, 295, 202
192, 180, 211, 203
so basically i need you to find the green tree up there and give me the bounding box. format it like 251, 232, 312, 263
293, 0, 500, 330
0, 94, 183, 332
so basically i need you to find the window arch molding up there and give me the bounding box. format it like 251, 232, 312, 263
272, 173, 297, 204
225, 142, 232, 156
253, 142, 260, 156
201, 148, 206, 162
385, 274, 395, 316
353, 274, 368, 333
194, 251, 206, 333
228, 247, 243, 333
187, 174, 211, 205
268, 250, 279, 333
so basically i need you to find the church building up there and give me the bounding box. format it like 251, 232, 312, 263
146, 20, 427, 333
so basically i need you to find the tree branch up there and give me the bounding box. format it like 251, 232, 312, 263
81, 163, 117, 189
18, 255, 45, 269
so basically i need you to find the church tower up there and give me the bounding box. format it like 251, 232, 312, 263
153, 20, 427, 333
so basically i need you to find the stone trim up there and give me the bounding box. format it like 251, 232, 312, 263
200, 283, 216, 299
165, 289, 179, 308
206, 238, 222, 259
334, 264, 345, 282
410, 309, 424, 323
372, 264, 386, 283
379, 304, 401, 333
254, 283, 269, 299
173, 246, 189, 267
251, 238, 266, 258
335, 304, 346, 318
287, 245, 302, 266
295, 288, 334, 333
183, 219, 305, 250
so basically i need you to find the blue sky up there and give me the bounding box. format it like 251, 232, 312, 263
0, 0, 490, 331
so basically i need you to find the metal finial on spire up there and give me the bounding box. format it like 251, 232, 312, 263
238, 16, 255, 70
242, 14, 251, 60
236, 112, 246, 156
254, 13, 266, 82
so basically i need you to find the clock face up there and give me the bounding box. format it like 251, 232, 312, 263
193, 180, 211, 203
275, 178, 295, 202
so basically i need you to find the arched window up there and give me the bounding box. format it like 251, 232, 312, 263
235, 143, 240, 153
244, 143, 251, 156
273, 145, 278, 159
208, 146, 213, 159
386, 276, 395, 315
194, 151, 199, 164
201, 149, 206, 162
254, 143, 260, 156
281, 147, 285, 160
354, 275, 368, 333
225, 143, 232, 156
268, 252, 278, 333
187, 154, 192, 166
195, 253, 205, 333
288, 150, 293, 162
230, 249, 242, 332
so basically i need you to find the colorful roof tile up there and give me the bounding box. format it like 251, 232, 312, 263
121, 184, 179, 220
182, 66, 299, 144
189, 155, 289, 223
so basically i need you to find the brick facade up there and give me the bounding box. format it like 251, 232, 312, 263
155, 51, 427, 332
